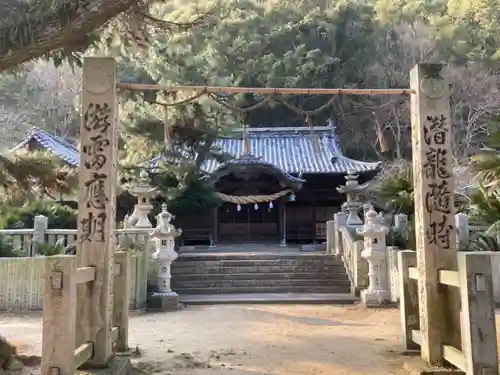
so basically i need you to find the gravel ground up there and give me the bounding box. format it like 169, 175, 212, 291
0, 304, 488, 375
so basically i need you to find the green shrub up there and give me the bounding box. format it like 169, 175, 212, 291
0, 234, 19, 257
36, 238, 66, 256
386, 221, 416, 250
0, 201, 77, 229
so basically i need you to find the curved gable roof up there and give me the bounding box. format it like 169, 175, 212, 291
11, 127, 80, 166
203, 127, 380, 174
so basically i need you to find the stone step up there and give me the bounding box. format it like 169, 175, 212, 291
172, 278, 350, 288
171, 264, 345, 274
173, 258, 342, 268
172, 285, 351, 294
176, 253, 339, 261
172, 272, 349, 281
178, 293, 358, 305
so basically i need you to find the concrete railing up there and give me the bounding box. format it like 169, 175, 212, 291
0, 228, 151, 256
387, 247, 500, 304
0, 250, 149, 311
339, 227, 368, 295
0, 215, 154, 311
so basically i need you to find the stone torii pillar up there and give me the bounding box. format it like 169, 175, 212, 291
149, 203, 182, 311
76, 57, 118, 366
411, 63, 461, 365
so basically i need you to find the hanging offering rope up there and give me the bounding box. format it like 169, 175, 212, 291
215, 189, 292, 204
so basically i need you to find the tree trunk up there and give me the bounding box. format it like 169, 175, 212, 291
0, 0, 139, 71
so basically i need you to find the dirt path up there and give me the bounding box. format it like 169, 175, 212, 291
0, 304, 425, 375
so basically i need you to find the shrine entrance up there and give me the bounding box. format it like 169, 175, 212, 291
44, 58, 498, 375
218, 201, 281, 243
209, 153, 304, 245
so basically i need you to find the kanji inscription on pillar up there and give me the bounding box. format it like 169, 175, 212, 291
411, 64, 460, 364
76, 57, 118, 366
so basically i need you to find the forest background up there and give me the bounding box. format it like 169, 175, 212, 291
1, 0, 500, 235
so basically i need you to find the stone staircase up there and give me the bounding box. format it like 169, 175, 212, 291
170, 252, 356, 304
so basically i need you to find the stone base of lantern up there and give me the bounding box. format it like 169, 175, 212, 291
361, 288, 390, 307
148, 291, 181, 312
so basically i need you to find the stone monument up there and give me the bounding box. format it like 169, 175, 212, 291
149, 203, 182, 311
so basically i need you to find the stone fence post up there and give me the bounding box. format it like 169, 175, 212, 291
333, 212, 348, 256
394, 213, 408, 241
32, 215, 48, 256
455, 213, 469, 249
326, 220, 335, 254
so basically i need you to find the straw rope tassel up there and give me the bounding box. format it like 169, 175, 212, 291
306, 115, 320, 153
243, 124, 251, 154
164, 105, 171, 152
215, 190, 292, 204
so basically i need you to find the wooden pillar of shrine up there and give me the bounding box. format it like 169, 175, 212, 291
76, 57, 119, 367
410, 63, 461, 364
211, 207, 219, 246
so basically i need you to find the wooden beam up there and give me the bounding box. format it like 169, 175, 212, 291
442, 345, 466, 372
74, 343, 93, 369
410, 63, 461, 364
76, 57, 118, 366
411, 330, 422, 346
438, 270, 460, 288
75, 266, 96, 284
117, 82, 414, 96
458, 252, 499, 375
398, 251, 420, 350
233, 126, 335, 132
408, 266, 418, 280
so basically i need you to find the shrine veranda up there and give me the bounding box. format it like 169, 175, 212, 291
36, 58, 499, 375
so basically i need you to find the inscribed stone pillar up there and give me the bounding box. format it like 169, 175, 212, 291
76, 57, 118, 366
410, 63, 461, 364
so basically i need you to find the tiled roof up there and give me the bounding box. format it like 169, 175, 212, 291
150, 127, 381, 175
11, 127, 80, 166
13, 126, 381, 175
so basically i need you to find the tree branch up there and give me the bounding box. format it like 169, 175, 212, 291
0, 0, 140, 71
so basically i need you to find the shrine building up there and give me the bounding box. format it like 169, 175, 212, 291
149, 126, 381, 245
11, 126, 381, 245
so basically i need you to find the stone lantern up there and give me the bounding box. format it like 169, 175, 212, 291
127, 169, 158, 228
356, 209, 390, 307
149, 203, 182, 311
336, 170, 368, 226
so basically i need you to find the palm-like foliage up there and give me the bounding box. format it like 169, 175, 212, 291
466, 232, 500, 252
470, 129, 500, 194
369, 162, 414, 217
468, 185, 500, 228
468, 129, 500, 232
